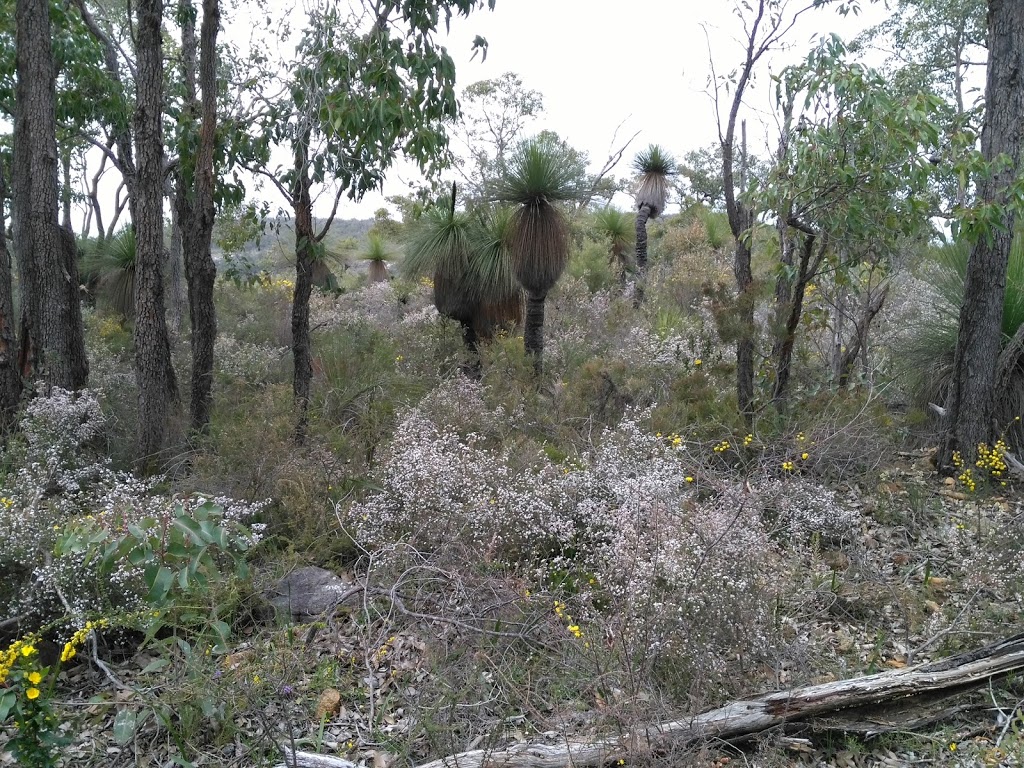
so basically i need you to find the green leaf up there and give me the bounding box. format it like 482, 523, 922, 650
172, 515, 204, 543
113, 708, 138, 745
210, 620, 231, 644
146, 566, 174, 604
0, 690, 15, 722
140, 658, 170, 674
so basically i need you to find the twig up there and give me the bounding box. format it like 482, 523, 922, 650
907, 587, 984, 665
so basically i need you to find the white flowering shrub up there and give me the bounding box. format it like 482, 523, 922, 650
214, 335, 289, 384
342, 381, 782, 692
755, 476, 862, 545
0, 387, 265, 627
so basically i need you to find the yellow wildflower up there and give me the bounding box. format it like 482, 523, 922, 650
26, 687, 40, 700
27, 671, 42, 685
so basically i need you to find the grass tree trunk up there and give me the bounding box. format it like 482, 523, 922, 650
292, 146, 315, 441
13, 0, 89, 392
523, 290, 546, 374
133, 0, 178, 471
939, 0, 1024, 469
634, 204, 652, 304
0, 165, 21, 428
175, 0, 220, 435
635, 204, 652, 276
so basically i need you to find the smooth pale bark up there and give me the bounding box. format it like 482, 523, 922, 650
940, 0, 1024, 469
133, 0, 179, 470
13, 0, 89, 391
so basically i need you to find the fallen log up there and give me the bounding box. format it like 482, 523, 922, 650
277, 632, 1024, 768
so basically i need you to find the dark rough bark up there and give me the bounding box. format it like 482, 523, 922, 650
133, 0, 178, 470
523, 289, 546, 375
771, 228, 821, 405
633, 204, 652, 305
167, 180, 186, 336
0, 164, 22, 428
61, 149, 72, 231
292, 146, 315, 441
174, 0, 220, 434
12, 0, 89, 391
634, 204, 652, 274
939, 0, 1024, 469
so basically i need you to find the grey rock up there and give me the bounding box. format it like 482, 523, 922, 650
266, 566, 354, 621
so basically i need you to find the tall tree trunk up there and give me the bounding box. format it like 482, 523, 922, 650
523, 289, 546, 375
0, 162, 22, 429
174, 0, 220, 434
133, 0, 178, 470
292, 146, 315, 441
771, 225, 823, 406
939, 0, 1024, 470
61, 148, 73, 231
167, 180, 186, 337
13, 0, 89, 391
723, 84, 757, 424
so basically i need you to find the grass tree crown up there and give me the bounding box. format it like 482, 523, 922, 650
488, 137, 585, 296
402, 191, 522, 323
633, 143, 678, 219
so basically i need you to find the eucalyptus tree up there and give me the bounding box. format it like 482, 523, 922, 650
171, 0, 220, 434
714, 0, 826, 421
453, 72, 544, 201
0, 156, 18, 425
243, 0, 495, 436
490, 136, 584, 372
133, 0, 179, 469
939, 0, 1024, 470
763, 37, 942, 404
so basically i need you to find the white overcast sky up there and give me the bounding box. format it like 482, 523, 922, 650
303, 0, 893, 219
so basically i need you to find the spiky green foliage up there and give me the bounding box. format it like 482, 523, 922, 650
488, 137, 586, 207
472, 206, 524, 336
490, 138, 582, 297
80, 228, 136, 319
594, 207, 634, 264
361, 233, 393, 283
633, 144, 677, 218
402, 194, 523, 328
402, 199, 477, 322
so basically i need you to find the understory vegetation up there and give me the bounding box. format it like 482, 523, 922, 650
1, 206, 1023, 767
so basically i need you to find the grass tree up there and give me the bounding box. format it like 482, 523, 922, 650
80, 227, 137, 320
633, 144, 676, 283
403, 188, 522, 368
594, 206, 634, 283
361, 233, 392, 283
471, 204, 523, 340
490, 137, 583, 372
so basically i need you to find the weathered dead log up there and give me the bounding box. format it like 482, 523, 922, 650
277, 632, 1024, 768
